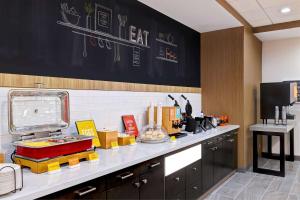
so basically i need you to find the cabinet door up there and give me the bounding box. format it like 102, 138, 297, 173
186, 160, 202, 187
139, 158, 164, 200
40, 178, 106, 200
201, 145, 214, 193
186, 160, 202, 200
186, 181, 202, 200
106, 181, 139, 200
165, 168, 186, 200
213, 141, 226, 184
106, 169, 140, 200
223, 133, 237, 174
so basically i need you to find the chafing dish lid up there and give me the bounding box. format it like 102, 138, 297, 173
8, 89, 70, 135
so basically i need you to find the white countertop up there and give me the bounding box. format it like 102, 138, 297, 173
1, 125, 239, 200
249, 122, 296, 133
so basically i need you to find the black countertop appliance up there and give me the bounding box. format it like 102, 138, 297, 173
260, 82, 298, 122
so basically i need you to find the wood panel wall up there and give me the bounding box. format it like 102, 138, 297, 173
0, 73, 201, 93
201, 27, 262, 169
243, 28, 262, 166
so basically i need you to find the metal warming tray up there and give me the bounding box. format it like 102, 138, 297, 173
9, 89, 93, 160
13, 135, 93, 160
8, 89, 70, 135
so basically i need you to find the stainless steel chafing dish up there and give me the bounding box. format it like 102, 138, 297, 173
8, 89, 70, 135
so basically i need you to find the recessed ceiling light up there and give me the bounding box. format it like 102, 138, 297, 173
281, 7, 291, 14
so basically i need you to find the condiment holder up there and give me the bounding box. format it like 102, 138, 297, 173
0, 163, 23, 195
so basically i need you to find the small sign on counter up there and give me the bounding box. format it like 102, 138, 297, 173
68, 157, 80, 169
170, 136, 176, 142
88, 152, 99, 162
47, 162, 61, 174
111, 141, 119, 149
129, 138, 136, 145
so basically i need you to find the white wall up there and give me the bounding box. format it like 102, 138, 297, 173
262, 37, 300, 156
263, 38, 300, 82
0, 88, 201, 162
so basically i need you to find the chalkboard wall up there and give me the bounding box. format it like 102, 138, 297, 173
0, 0, 200, 87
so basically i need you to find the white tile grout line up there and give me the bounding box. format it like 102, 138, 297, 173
287, 162, 300, 199
232, 172, 258, 200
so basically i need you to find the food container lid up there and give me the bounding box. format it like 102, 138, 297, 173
8, 89, 70, 135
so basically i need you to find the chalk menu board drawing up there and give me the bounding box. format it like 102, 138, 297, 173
155, 38, 178, 47
60, 3, 81, 26
94, 3, 112, 33
57, 2, 150, 66
133, 47, 141, 66
156, 56, 178, 64
155, 33, 178, 64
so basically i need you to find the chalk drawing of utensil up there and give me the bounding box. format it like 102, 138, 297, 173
114, 14, 127, 62
106, 40, 112, 50
98, 38, 104, 48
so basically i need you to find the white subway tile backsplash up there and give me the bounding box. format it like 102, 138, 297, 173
0, 87, 201, 162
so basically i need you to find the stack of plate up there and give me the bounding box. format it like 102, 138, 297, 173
0, 163, 22, 195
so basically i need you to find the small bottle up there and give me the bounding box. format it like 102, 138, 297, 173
282, 106, 287, 125
275, 106, 279, 125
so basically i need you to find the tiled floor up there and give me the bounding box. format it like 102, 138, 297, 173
205, 159, 300, 200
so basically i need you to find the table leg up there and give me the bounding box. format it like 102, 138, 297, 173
288, 129, 294, 161
267, 135, 272, 156
253, 131, 258, 172
279, 133, 285, 177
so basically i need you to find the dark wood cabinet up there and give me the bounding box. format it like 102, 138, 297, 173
202, 131, 237, 194
39, 130, 238, 200
139, 158, 164, 200
186, 160, 202, 200
165, 168, 186, 200
40, 177, 106, 200
106, 168, 140, 200
202, 142, 214, 192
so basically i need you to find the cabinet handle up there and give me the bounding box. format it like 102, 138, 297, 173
141, 178, 148, 184
133, 182, 141, 188
207, 141, 213, 145
149, 162, 161, 168
192, 167, 197, 171
193, 186, 198, 190
74, 186, 96, 196
210, 146, 218, 151
175, 177, 180, 182
117, 172, 134, 180
227, 139, 235, 143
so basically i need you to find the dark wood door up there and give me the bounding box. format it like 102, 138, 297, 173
40, 178, 106, 200
223, 133, 237, 176
186, 160, 202, 200
213, 141, 225, 184
139, 159, 164, 200
201, 144, 214, 193
165, 168, 186, 200
106, 181, 140, 200
106, 168, 140, 200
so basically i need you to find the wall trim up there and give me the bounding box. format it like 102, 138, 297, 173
0, 73, 201, 93
253, 20, 300, 33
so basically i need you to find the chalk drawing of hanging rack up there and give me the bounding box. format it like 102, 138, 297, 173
57, 21, 150, 66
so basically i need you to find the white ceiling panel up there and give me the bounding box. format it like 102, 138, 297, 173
138, 0, 241, 33
239, 9, 272, 26
227, 0, 262, 12
257, 0, 299, 8
263, 2, 300, 23
226, 0, 300, 27
255, 27, 300, 41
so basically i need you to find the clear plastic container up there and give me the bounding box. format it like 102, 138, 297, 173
139, 125, 168, 144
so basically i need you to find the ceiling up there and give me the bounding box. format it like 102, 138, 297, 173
255, 27, 300, 41
138, 0, 241, 33
226, 0, 300, 27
